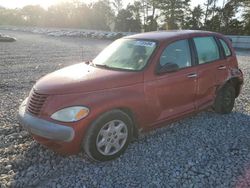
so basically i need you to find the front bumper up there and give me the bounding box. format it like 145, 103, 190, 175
18, 98, 75, 142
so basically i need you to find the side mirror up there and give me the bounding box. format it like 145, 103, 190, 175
157, 62, 179, 74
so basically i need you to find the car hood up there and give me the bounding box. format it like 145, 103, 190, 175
34, 63, 143, 95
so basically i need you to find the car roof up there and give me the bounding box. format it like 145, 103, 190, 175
125, 30, 220, 41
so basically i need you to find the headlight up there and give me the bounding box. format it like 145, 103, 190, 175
51, 106, 89, 122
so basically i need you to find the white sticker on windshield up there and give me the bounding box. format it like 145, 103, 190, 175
134, 41, 155, 47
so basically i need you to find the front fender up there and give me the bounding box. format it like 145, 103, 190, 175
43, 83, 149, 130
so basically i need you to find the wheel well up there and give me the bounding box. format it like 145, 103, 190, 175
226, 78, 242, 98
118, 108, 139, 138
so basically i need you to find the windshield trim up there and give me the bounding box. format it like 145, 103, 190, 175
92, 38, 159, 72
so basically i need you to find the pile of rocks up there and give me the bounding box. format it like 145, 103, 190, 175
1, 30, 250, 187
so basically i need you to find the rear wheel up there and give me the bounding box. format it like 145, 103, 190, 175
83, 110, 133, 161
214, 83, 236, 114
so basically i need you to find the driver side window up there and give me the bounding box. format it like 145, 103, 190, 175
160, 40, 192, 69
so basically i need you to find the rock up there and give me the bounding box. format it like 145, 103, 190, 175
5, 165, 12, 171
1, 29, 250, 188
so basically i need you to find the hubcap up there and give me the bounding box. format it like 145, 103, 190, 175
96, 120, 128, 156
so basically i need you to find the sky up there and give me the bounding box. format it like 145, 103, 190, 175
0, 0, 224, 9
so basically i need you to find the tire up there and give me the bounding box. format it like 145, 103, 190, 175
83, 110, 133, 161
214, 83, 236, 114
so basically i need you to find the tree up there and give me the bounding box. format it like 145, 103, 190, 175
139, 0, 158, 31
0, 7, 23, 25
71, 2, 92, 28
183, 5, 203, 29
204, 0, 244, 34
242, 0, 250, 34
45, 2, 77, 27
21, 5, 45, 26
204, 0, 213, 24
0, 0, 249, 35
202, 0, 218, 25
127, 3, 142, 31
244, 15, 250, 35
115, 9, 132, 31
112, 0, 123, 14
226, 19, 244, 35
156, 0, 190, 30
115, 4, 142, 32
211, 0, 218, 18
90, 0, 115, 30
204, 14, 221, 32
220, 0, 242, 34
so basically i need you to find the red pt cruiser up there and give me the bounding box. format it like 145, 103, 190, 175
18, 31, 243, 161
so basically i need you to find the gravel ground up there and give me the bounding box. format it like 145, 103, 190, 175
1, 30, 250, 188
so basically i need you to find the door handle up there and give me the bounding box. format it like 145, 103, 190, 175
187, 73, 197, 78
218, 65, 226, 70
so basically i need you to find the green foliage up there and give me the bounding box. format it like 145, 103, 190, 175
183, 5, 203, 30
202, 0, 246, 34
155, 0, 191, 30
242, 0, 250, 34
21, 5, 45, 26
90, 0, 114, 30
138, 0, 158, 31
0, 1, 114, 30
112, 0, 123, 14
0, 0, 249, 35
114, 4, 141, 32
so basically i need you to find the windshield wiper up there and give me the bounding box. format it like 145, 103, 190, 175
85, 60, 104, 68
93, 63, 112, 69
86, 60, 111, 69
88, 62, 132, 71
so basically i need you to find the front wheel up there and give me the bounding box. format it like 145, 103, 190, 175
214, 83, 236, 114
83, 110, 133, 161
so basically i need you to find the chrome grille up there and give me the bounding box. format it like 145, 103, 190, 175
27, 90, 47, 116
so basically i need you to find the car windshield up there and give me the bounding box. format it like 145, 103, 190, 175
92, 39, 157, 71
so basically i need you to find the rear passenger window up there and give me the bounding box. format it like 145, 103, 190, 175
194, 37, 220, 64
160, 40, 192, 69
219, 39, 232, 57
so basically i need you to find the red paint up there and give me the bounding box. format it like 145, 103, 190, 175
26, 31, 243, 155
